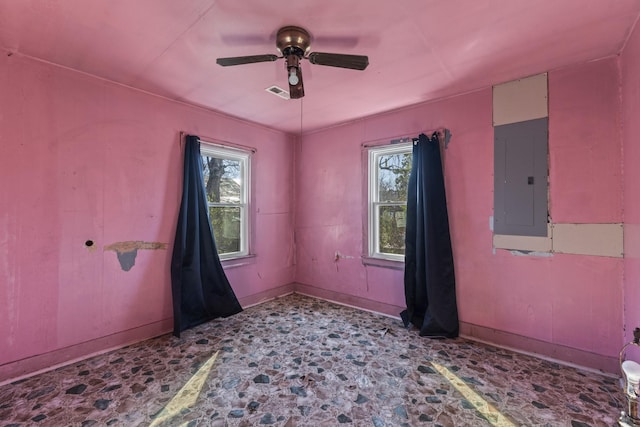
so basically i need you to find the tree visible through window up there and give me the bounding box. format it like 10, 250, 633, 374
200, 144, 250, 259
368, 143, 412, 260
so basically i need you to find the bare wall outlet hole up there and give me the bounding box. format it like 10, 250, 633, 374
85, 240, 94, 247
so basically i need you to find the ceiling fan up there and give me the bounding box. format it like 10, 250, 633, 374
216, 26, 369, 99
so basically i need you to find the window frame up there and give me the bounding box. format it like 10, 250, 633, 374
200, 142, 251, 260
367, 142, 412, 262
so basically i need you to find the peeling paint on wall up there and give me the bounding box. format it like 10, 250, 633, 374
334, 251, 355, 261
104, 241, 167, 271
509, 250, 553, 257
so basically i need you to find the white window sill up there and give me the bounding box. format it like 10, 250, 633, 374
221, 254, 256, 269
361, 256, 404, 270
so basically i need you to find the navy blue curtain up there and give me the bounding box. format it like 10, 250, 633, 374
401, 132, 459, 338
170, 135, 242, 337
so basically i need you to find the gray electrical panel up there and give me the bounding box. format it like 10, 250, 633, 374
494, 117, 548, 236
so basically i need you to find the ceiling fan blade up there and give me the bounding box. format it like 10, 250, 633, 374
307, 52, 369, 70
289, 67, 305, 99
216, 54, 279, 67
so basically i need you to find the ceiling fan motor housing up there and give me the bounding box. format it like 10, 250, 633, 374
276, 26, 312, 57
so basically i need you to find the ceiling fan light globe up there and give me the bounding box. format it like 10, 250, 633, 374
288, 69, 299, 85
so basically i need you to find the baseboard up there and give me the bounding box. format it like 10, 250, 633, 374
0, 318, 173, 386
293, 283, 618, 375
294, 283, 404, 319
239, 283, 295, 308
0, 283, 619, 385
459, 322, 619, 375
0, 284, 297, 386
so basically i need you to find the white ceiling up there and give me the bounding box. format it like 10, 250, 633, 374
1, 0, 639, 134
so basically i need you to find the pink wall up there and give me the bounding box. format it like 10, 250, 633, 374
622, 22, 640, 347
0, 53, 295, 377
549, 60, 622, 223
296, 57, 623, 365
0, 40, 633, 379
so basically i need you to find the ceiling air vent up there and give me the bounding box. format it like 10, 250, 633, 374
265, 85, 290, 100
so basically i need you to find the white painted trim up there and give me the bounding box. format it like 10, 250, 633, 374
367, 143, 412, 261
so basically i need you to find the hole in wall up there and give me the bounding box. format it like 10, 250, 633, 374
85, 240, 94, 248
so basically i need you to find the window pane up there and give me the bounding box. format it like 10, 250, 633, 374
378, 205, 407, 255
202, 156, 242, 203
209, 206, 241, 254
377, 152, 411, 202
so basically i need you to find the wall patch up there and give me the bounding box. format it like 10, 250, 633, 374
104, 241, 167, 271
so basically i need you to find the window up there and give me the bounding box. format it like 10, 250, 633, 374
200, 143, 250, 259
368, 143, 412, 261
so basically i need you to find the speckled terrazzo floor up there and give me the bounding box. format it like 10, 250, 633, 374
0, 294, 625, 426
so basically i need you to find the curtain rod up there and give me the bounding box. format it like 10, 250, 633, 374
361, 127, 451, 149
179, 131, 257, 153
